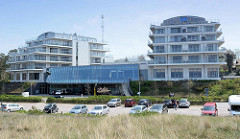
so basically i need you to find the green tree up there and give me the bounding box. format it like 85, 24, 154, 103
225, 50, 236, 73
187, 80, 194, 97
0, 53, 9, 94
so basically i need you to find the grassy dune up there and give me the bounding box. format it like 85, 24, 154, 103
0, 112, 240, 139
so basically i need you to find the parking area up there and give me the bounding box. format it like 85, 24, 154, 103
1, 102, 231, 116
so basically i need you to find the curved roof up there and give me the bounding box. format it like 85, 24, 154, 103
162, 16, 207, 26
37, 32, 56, 40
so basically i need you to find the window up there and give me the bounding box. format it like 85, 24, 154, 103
171, 45, 182, 52
188, 55, 200, 63
154, 37, 165, 43
171, 68, 183, 78
154, 46, 165, 53
155, 29, 165, 34
207, 55, 218, 62
154, 56, 166, 64
50, 48, 58, 53
207, 44, 218, 51
61, 64, 69, 67
187, 35, 199, 41
154, 69, 165, 78
205, 26, 214, 32
16, 73, 20, 80
29, 73, 39, 80
172, 56, 182, 63
22, 73, 27, 80
188, 44, 200, 52
208, 68, 218, 78
205, 35, 215, 41
187, 27, 198, 33
10, 73, 14, 80
50, 63, 58, 67
171, 28, 181, 33
189, 68, 202, 78
170, 36, 182, 42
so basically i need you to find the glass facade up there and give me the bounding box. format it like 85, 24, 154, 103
46, 64, 139, 84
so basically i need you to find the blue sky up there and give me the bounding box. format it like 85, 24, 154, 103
0, 0, 240, 59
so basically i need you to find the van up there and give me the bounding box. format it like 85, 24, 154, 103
228, 95, 240, 116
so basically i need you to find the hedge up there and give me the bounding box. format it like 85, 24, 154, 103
0, 95, 42, 102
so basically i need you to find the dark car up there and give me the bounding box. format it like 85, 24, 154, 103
164, 99, 177, 108
53, 95, 64, 98
43, 103, 59, 113
150, 104, 168, 113
125, 98, 137, 107
138, 99, 152, 107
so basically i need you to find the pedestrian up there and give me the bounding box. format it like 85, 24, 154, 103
174, 99, 177, 110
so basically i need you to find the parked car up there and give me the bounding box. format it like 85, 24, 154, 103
107, 98, 121, 107
125, 98, 137, 107
1, 104, 24, 112
129, 105, 148, 114
228, 95, 240, 116
53, 95, 64, 98
201, 102, 218, 116
88, 105, 109, 115
55, 90, 64, 95
178, 99, 190, 108
69, 105, 88, 114
150, 104, 168, 113
43, 103, 59, 113
138, 99, 152, 107
164, 99, 176, 108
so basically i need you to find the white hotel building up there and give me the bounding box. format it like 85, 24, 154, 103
147, 16, 225, 80
7, 32, 108, 82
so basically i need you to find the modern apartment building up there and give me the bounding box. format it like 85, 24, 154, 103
7, 32, 108, 82
147, 16, 225, 80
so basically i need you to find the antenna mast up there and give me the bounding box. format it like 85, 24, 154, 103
101, 14, 104, 43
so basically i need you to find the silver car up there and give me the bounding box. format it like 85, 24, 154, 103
107, 98, 121, 107
1, 104, 24, 112
178, 99, 190, 108
150, 104, 168, 113
69, 105, 88, 114
88, 105, 110, 115
129, 105, 148, 114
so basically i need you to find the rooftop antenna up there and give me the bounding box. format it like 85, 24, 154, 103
101, 14, 104, 43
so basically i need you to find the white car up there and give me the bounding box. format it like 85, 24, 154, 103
107, 98, 121, 107
1, 104, 24, 112
178, 99, 190, 108
88, 105, 109, 115
129, 105, 148, 114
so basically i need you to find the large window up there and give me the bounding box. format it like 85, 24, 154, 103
187, 27, 198, 33
172, 56, 182, 63
171, 45, 182, 52
187, 35, 199, 41
16, 73, 20, 80
22, 73, 27, 80
171, 28, 181, 33
171, 68, 183, 78
188, 44, 200, 52
205, 26, 215, 32
29, 73, 39, 80
154, 37, 165, 43
207, 55, 218, 62
154, 69, 165, 78
170, 36, 182, 42
189, 68, 202, 78
206, 44, 218, 51
188, 55, 200, 63
154, 46, 165, 53
154, 56, 166, 64
155, 29, 165, 34
208, 68, 218, 78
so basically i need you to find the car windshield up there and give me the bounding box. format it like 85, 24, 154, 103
231, 105, 240, 111
132, 107, 141, 111
126, 99, 131, 102
73, 106, 81, 109
151, 105, 162, 109
203, 106, 215, 111
110, 99, 117, 102
180, 100, 187, 103
45, 104, 52, 108
94, 106, 103, 110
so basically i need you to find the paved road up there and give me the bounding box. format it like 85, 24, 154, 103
2, 102, 231, 116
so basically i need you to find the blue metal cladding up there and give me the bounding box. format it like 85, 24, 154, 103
46, 64, 139, 84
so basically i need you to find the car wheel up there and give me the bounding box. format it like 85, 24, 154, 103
7, 109, 11, 112
20, 107, 23, 110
